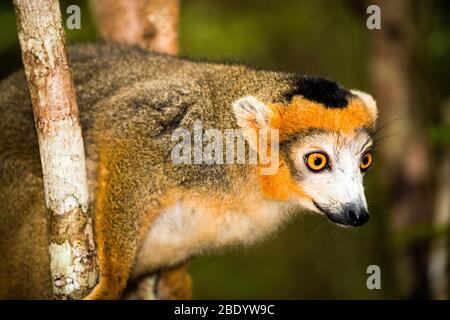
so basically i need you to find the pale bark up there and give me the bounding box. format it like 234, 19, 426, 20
90, 0, 179, 55
13, 0, 98, 299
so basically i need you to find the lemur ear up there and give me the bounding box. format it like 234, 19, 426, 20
351, 90, 378, 122
232, 96, 274, 129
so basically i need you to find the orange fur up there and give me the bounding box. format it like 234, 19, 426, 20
259, 159, 308, 202
157, 263, 192, 300
270, 96, 375, 141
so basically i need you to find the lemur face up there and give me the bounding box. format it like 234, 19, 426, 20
282, 130, 373, 227
233, 76, 377, 227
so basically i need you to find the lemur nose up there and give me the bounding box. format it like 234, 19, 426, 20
346, 207, 370, 227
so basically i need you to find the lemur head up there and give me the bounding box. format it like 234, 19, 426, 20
232, 76, 377, 227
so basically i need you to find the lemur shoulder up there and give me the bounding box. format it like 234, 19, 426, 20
0, 43, 377, 299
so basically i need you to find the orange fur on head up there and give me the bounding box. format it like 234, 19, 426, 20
269, 96, 375, 141
259, 159, 309, 202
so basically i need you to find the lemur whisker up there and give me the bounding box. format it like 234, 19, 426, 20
325, 196, 339, 206
309, 219, 331, 237
375, 115, 405, 132
371, 116, 404, 141
372, 134, 399, 148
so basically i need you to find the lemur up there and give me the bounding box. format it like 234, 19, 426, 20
0, 43, 377, 299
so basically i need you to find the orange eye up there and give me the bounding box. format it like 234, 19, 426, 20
305, 152, 328, 172
360, 152, 373, 171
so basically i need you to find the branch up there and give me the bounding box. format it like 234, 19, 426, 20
90, 0, 179, 55
13, 0, 98, 299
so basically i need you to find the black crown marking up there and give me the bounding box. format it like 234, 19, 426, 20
284, 75, 353, 109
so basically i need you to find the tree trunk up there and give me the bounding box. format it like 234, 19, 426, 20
368, 0, 433, 298
90, 0, 179, 55
13, 0, 98, 299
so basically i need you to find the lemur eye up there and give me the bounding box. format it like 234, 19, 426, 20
305, 152, 328, 172
360, 152, 373, 171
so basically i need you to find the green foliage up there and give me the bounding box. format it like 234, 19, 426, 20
430, 125, 450, 146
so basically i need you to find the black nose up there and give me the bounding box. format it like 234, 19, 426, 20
346, 206, 370, 227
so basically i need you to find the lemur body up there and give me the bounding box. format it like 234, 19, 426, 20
0, 44, 377, 299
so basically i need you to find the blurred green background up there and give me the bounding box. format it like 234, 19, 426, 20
0, 0, 449, 299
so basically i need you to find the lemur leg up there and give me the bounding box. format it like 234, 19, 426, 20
85, 167, 134, 299
123, 264, 192, 300
156, 262, 192, 300
85, 158, 160, 300
123, 274, 159, 300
